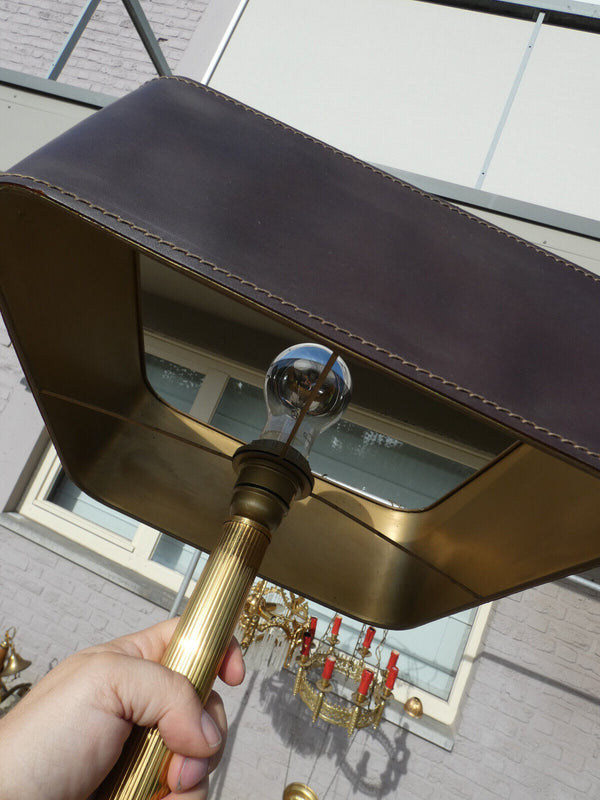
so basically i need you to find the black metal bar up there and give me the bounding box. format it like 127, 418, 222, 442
121, 0, 172, 76
47, 0, 103, 80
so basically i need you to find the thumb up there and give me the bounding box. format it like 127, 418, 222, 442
91, 652, 222, 758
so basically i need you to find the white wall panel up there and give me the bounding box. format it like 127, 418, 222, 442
0, 85, 93, 170
482, 24, 600, 220
206, 0, 534, 185
461, 206, 600, 275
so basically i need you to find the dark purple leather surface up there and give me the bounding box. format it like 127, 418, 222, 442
4, 76, 600, 474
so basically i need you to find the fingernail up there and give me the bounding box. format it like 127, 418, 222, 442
176, 757, 209, 792
201, 710, 222, 748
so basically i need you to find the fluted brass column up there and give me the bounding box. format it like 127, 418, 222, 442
94, 443, 313, 800
94, 343, 351, 800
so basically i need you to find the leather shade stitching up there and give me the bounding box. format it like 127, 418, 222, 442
163, 77, 600, 287
2, 170, 599, 463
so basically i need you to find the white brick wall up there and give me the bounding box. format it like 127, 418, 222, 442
2, 519, 599, 799
0, 0, 208, 96
0, 524, 165, 682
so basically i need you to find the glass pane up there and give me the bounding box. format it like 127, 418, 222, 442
209, 377, 474, 508
210, 378, 265, 441
145, 353, 204, 413
385, 614, 474, 699
48, 472, 138, 540
151, 535, 208, 580
310, 420, 474, 508
306, 599, 474, 701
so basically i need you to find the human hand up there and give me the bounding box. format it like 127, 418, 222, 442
0, 617, 244, 800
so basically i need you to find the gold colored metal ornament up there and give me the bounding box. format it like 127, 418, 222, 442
283, 783, 319, 800
0, 628, 32, 677
237, 580, 309, 667
293, 650, 392, 736
0, 637, 8, 674
0, 650, 32, 678
0, 628, 32, 703
404, 697, 424, 718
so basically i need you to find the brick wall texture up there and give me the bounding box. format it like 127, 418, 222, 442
1, 4, 600, 798
0, 0, 207, 96
2, 521, 599, 800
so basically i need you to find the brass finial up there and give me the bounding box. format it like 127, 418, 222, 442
404, 696, 424, 718
283, 783, 319, 800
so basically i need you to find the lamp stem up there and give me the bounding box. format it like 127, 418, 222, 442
93, 515, 272, 800
91, 341, 349, 799
94, 440, 313, 800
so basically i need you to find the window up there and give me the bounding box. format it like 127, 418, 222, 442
20, 331, 492, 742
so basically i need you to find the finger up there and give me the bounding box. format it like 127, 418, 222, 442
167, 755, 209, 797
98, 621, 245, 688
166, 690, 227, 792
217, 637, 245, 686
168, 755, 210, 795
167, 692, 227, 796
95, 618, 181, 662
94, 654, 222, 758
203, 691, 227, 771
173, 775, 210, 800
165, 774, 210, 800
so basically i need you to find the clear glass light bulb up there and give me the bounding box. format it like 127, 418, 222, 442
260, 343, 352, 459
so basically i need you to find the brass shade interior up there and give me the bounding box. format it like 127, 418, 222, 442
2, 185, 600, 628
139, 252, 515, 502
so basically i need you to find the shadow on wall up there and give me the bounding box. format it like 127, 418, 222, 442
212, 667, 410, 799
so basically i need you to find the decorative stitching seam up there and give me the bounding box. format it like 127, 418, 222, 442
3, 175, 600, 463
159, 76, 600, 286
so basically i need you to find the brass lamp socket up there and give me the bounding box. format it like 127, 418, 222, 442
316, 678, 332, 692
231, 440, 314, 533
353, 691, 368, 706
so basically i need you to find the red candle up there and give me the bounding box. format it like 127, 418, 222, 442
331, 615, 342, 636
309, 617, 318, 635
385, 665, 399, 690
358, 668, 374, 696
322, 656, 336, 681
363, 626, 376, 649
301, 631, 313, 656
386, 650, 399, 671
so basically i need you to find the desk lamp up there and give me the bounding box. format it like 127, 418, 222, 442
2, 77, 600, 799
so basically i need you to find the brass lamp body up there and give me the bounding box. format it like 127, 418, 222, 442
95, 442, 313, 800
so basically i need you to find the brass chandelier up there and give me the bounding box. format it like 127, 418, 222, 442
238, 583, 423, 736
0, 627, 32, 705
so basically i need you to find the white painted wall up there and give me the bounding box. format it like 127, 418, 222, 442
482, 23, 600, 220
178, 0, 600, 222
0, 85, 95, 171
195, 0, 534, 186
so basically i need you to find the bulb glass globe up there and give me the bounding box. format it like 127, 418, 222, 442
260, 343, 352, 459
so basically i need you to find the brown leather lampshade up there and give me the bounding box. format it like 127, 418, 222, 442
1, 77, 599, 628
